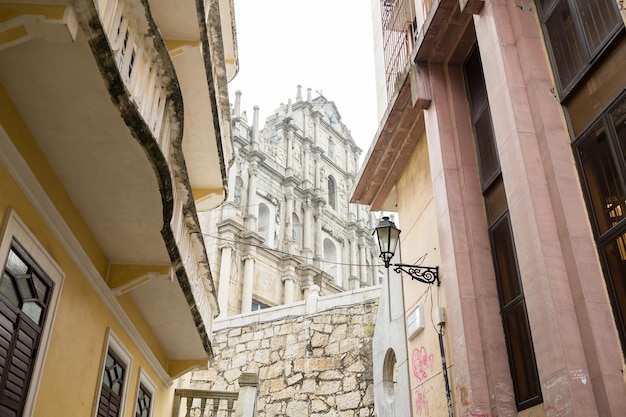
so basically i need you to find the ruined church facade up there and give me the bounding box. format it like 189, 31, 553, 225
200, 87, 381, 316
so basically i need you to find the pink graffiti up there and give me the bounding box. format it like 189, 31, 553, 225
545, 406, 565, 417
412, 346, 433, 383
415, 386, 429, 417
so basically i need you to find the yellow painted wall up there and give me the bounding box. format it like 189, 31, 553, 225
0, 85, 174, 416
394, 132, 449, 417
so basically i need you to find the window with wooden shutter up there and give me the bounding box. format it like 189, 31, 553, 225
98, 349, 127, 417
134, 368, 156, 417
95, 330, 132, 417
0, 241, 53, 416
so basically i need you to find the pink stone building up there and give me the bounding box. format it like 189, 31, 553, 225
353, 1, 626, 416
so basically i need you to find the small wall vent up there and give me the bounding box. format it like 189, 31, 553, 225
406, 302, 425, 340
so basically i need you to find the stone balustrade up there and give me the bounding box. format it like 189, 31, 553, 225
97, 0, 170, 142
173, 373, 259, 417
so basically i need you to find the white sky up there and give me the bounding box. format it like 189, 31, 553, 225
228, 0, 380, 155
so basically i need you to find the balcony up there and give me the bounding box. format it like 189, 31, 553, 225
0, 0, 236, 379
381, 0, 416, 101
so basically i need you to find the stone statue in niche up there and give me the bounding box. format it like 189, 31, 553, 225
339, 186, 347, 218
233, 182, 241, 205
267, 135, 278, 157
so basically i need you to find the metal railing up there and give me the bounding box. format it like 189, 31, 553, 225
381, 0, 416, 101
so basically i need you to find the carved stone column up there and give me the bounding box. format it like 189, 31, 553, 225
313, 201, 324, 268
359, 238, 368, 287
302, 143, 310, 189
347, 178, 356, 223
349, 234, 359, 289
245, 161, 258, 231
283, 276, 295, 305
285, 129, 294, 177
302, 200, 313, 260
314, 152, 321, 190
283, 187, 294, 253
241, 254, 255, 314
217, 243, 234, 318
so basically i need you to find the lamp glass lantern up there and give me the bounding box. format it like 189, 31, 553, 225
374, 216, 400, 268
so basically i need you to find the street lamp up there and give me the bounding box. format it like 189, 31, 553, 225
374, 216, 440, 286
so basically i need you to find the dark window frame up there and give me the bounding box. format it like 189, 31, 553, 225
536, 0, 623, 98
0, 239, 53, 416
573, 91, 626, 355
98, 347, 128, 417
251, 299, 269, 311
135, 382, 153, 417
488, 213, 543, 409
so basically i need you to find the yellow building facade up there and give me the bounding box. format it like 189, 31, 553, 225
0, 0, 237, 415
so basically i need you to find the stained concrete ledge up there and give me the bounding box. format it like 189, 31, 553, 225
213, 285, 381, 331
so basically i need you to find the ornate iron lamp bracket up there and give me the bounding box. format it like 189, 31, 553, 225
392, 264, 440, 286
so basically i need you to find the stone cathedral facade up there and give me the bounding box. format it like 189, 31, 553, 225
200, 87, 381, 317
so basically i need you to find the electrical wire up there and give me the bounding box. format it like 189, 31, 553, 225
200, 232, 383, 269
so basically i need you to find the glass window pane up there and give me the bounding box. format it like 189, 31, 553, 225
545, 0, 586, 90
474, 108, 500, 188
465, 47, 489, 114
485, 176, 508, 224
0, 273, 20, 307
136, 385, 152, 417
577, 124, 626, 235
112, 381, 121, 395
503, 304, 542, 407
491, 216, 522, 305
103, 372, 111, 388
16, 278, 34, 299
6, 250, 28, 275
33, 274, 49, 302
22, 302, 43, 325
602, 235, 626, 351
612, 95, 626, 157
574, 0, 620, 54
567, 40, 626, 137
104, 350, 126, 395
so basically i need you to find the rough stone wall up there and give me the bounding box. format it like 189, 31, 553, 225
187, 300, 377, 416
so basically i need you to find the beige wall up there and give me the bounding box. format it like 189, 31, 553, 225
394, 133, 448, 416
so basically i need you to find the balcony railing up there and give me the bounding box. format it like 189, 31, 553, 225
170, 183, 215, 332
96, 0, 170, 152
173, 389, 238, 416
172, 373, 259, 417
381, 0, 416, 101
